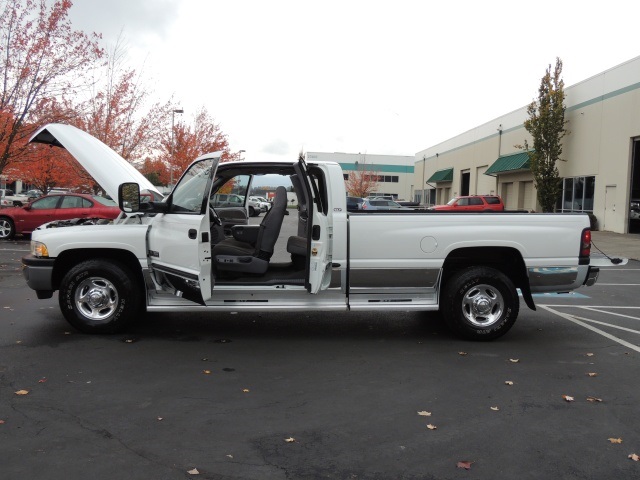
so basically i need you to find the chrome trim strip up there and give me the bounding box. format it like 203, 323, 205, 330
350, 268, 439, 289
528, 266, 578, 288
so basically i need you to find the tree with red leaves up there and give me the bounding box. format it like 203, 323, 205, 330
4, 142, 85, 194
344, 161, 380, 198
0, 0, 103, 176
164, 107, 239, 184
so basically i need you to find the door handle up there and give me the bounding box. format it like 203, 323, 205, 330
188, 229, 197, 239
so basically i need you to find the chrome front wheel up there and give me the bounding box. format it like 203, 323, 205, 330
59, 259, 141, 333
74, 276, 119, 321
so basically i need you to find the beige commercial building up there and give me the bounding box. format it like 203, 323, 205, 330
308, 151, 415, 200
414, 56, 640, 234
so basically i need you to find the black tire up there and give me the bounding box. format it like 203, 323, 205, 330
58, 259, 141, 333
249, 206, 257, 217
0, 217, 15, 240
441, 266, 519, 341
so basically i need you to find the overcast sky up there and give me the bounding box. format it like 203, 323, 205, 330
67, 0, 640, 163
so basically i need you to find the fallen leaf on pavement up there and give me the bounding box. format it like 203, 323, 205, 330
426, 424, 437, 430
417, 411, 432, 417
187, 468, 199, 475
202, 370, 212, 374
458, 352, 468, 356
226, 454, 233, 459
629, 453, 639, 461
587, 396, 603, 403
505, 381, 514, 386
38, 378, 47, 383
509, 358, 520, 363
242, 389, 250, 393
562, 395, 574, 402
490, 406, 500, 411
14, 390, 29, 395
157, 417, 163, 421
0, 419, 5, 424
609, 438, 623, 444
586, 353, 594, 357
587, 372, 598, 377
284, 437, 296, 443
457, 461, 473, 470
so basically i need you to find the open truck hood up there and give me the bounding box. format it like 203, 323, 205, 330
29, 123, 162, 201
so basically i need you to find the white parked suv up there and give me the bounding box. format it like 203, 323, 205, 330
250, 196, 271, 213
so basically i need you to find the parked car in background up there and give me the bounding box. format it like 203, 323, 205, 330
361, 198, 413, 210
0, 193, 121, 239
346, 196, 365, 211
0, 188, 28, 207
211, 193, 261, 217
250, 196, 270, 212
26, 189, 44, 201
428, 195, 504, 212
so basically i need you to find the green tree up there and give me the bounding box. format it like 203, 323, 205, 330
521, 57, 568, 212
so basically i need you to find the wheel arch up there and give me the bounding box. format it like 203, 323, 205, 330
441, 246, 535, 310
52, 249, 145, 296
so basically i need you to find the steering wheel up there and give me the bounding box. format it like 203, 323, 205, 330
209, 206, 222, 226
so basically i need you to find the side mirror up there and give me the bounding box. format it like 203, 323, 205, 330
118, 182, 140, 213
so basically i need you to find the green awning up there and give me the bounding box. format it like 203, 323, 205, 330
427, 167, 453, 183
485, 151, 531, 175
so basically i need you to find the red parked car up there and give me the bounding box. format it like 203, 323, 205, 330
0, 193, 121, 239
429, 195, 505, 212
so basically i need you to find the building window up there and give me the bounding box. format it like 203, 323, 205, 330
557, 176, 595, 212
343, 173, 349, 180
374, 175, 401, 183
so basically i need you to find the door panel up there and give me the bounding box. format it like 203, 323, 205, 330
294, 160, 331, 294
21, 195, 61, 231
148, 213, 211, 304
147, 155, 220, 304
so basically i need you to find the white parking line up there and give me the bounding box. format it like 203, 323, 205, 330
581, 307, 640, 321
570, 314, 640, 335
539, 305, 640, 353
599, 268, 640, 271
540, 305, 640, 309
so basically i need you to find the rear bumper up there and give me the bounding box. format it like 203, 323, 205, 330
583, 266, 599, 287
22, 255, 55, 298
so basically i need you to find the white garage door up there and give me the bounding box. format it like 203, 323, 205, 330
502, 182, 515, 210
476, 166, 494, 194
522, 181, 534, 211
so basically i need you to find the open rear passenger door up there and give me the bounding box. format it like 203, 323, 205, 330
294, 156, 332, 294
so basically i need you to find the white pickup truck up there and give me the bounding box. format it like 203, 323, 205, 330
22, 124, 600, 341
0, 188, 28, 207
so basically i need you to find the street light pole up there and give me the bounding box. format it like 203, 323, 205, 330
170, 108, 184, 187
238, 149, 246, 161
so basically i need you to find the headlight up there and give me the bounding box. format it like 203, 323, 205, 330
31, 241, 49, 258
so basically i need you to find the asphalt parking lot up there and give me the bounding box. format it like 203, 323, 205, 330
1, 233, 640, 479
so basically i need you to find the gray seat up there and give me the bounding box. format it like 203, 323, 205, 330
212, 186, 288, 275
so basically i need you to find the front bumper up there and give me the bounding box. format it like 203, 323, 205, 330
583, 266, 599, 287
22, 254, 56, 298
